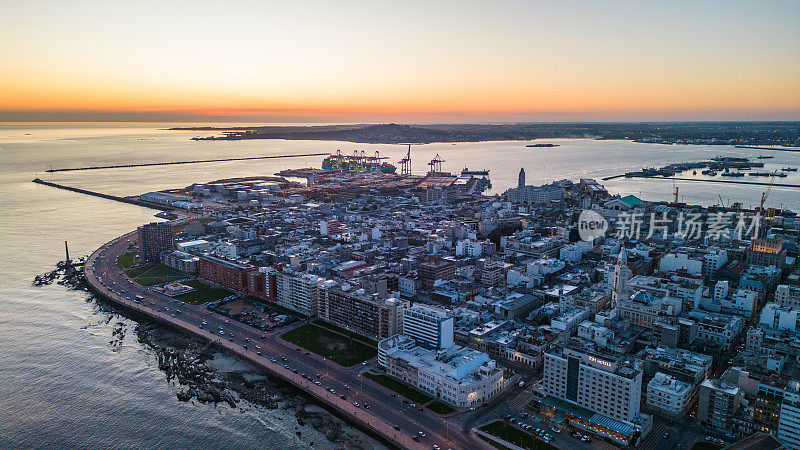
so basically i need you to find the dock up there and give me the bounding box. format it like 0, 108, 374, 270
32, 178, 173, 211
45, 153, 329, 172
609, 176, 800, 189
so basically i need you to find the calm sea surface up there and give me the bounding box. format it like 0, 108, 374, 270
1, 123, 799, 447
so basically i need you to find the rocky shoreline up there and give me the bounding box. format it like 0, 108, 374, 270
35, 261, 383, 450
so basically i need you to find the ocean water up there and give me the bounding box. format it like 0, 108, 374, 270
1, 123, 798, 447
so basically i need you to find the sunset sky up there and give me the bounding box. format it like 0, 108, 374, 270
2, 0, 799, 122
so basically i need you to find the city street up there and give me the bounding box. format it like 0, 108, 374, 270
84, 229, 493, 450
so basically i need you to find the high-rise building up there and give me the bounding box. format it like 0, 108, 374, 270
402, 304, 454, 349
318, 285, 407, 340
518, 167, 526, 188
697, 378, 744, 432
275, 270, 326, 316
137, 222, 173, 262
541, 338, 649, 444
778, 381, 800, 449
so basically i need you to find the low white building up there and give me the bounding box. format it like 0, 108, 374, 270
646, 372, 694, 418
550, 307, 590, 335
379, 336, 504, 408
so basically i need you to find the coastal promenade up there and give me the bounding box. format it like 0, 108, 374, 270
84, 226, 489, 450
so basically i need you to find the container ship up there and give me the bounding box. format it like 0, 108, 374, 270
461, 167, 490, 176
322, 150, 396, 173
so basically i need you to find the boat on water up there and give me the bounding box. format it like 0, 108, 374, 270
461, 167, 490, 176
749, 171, 787, 178
781, 167, 798, 172
701, 169, 718, 176
756, 155, 774, 159
721, 172, 745, 177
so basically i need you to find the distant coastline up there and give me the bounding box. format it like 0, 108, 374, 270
169, 122, 800, 147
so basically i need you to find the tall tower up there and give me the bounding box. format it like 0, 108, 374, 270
518, 167, 526, 188
611, 249, 631, 307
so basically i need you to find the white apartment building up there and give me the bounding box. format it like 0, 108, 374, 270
550, 307, 590, 335
778, 381, 800, 450
760, 303, 800, 332
646, 372, 694, 418
455, 239, 483, 257
702, 249, 728, 279
403, 304, 454, 349
777, 285, 800, 309
276, 270, 325, 316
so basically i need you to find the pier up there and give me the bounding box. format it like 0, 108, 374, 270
32, 178, 173, 211
605, 175, 800, 189
45, 153, 329, 172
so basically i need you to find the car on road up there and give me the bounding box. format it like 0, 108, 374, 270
468, 407, 475, 411
353, 402, 359, 407
392, 425, 401, 431
418, 431, 426, 437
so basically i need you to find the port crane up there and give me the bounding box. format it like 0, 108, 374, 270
759, 174, 775, 220
398, 143, 421, 175
428, 154, 445, 174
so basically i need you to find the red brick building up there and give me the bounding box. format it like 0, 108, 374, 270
137, 222, 173, 262
418, 257, 455, 290
199, 255, 257, 293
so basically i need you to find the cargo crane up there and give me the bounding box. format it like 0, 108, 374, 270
428, 154, 445, 174
759, 175, 775, 220
398, 143, 421, 175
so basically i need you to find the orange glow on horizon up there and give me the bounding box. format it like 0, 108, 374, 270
1, 1, 798, 121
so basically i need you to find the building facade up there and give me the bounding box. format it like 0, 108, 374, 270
137, 222, 173, 262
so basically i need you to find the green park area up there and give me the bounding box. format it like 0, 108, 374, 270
479, 421, 556, 450
362, 372, 432, 404
174, 279, 233, 305
116, 251, 140, 269
124, 265, 185, 286
281, 323, 377, 367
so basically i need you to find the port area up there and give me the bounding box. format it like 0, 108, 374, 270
602, 156, 800, 188
275, 168, 492, 201
84, 227, 487, 450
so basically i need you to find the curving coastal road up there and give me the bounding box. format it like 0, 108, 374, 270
84, 226, 492, 450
